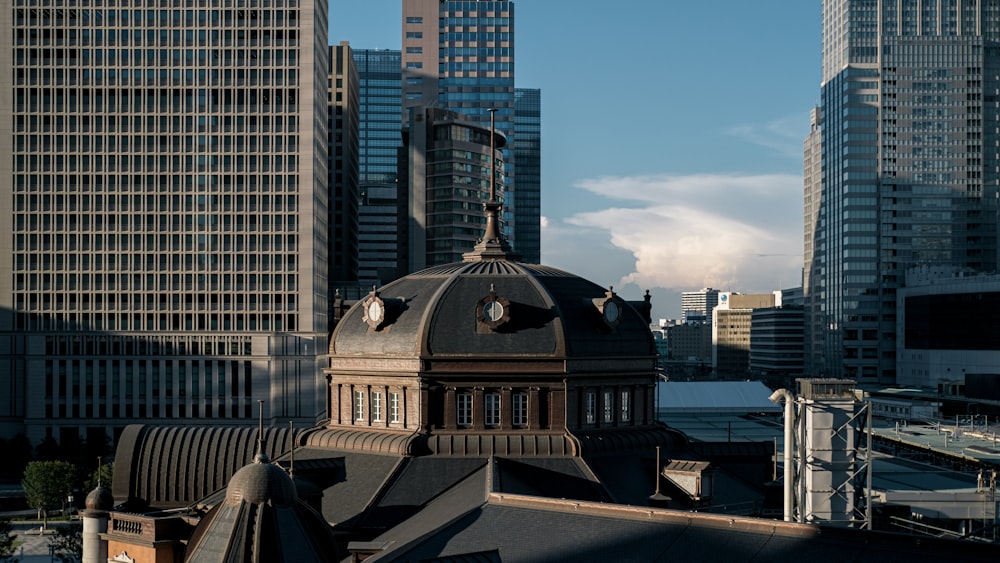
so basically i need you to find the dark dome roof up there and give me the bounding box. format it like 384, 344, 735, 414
225, 455, 296, 506
85, 486, 114, 511
185, 454, 342, 562
331, 260, 655, 362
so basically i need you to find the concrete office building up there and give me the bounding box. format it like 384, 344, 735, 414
0, 0, 330, 443
681, 288, 720, 324
749, 305, 805, 387
353, 48, 404, 286
712, 292, 779, 379
805, 1, 1000, 384
402, 0, 541, 263
329, 42, 360, 285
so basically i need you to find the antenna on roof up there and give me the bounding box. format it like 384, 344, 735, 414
255, 400, 268, 463
648, 445, 671, 508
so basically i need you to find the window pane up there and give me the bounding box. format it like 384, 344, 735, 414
390, 392, 400, 423
512, 393, 527, 426
485, 393, 500, 426
457, 393, 472, 426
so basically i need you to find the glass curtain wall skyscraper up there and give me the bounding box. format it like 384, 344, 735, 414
402, 0, 541, 265
514, 88, 541, 264
805, 0, 1000, 384
353, 48, 404, 284
0, 0, 330, 444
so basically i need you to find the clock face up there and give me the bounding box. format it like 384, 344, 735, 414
483, 300, 505, 322
604, 301, 620, 324
367, 301, 383, 323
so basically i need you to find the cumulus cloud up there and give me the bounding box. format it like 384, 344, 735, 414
546, 173, 803, 294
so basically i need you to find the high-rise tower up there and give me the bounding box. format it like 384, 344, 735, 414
0, 0, 330, 443
805, 0, 1000, 384
402, 0, 541, 265
353, 48, 403, 285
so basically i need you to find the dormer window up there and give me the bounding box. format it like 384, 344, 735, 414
585, 392, 596, 424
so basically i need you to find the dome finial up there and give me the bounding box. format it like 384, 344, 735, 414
462, 108, 520, 262
254, 400, 269, 464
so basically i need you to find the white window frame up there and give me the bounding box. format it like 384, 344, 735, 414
390, 392, 400, 423
620, 390, 632, 422
485, 393, 500, 426
354, 390, 365, 421
372, 391, 382, 422
457, 393, 472, 426
603, 390, 614, 423
585, 392, 596, 424
512, 393, 528, 426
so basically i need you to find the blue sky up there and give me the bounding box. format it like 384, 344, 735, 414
330, 1, 820, 319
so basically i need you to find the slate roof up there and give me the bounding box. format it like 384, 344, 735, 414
113, 424, 294, 510
368, 493, 1000, 563
330, 259, 655, 364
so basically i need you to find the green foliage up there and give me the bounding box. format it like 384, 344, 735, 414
51, 523, 81, 563
0, 518, 15, 562
21, 461, 76, 514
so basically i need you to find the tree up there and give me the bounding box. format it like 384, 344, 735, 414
50, 523, 81, 563
0, 518, 16, 563
21, 461, 76, 529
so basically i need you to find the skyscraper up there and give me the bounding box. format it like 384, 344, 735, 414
0, 0, 330, 443
402, 107, 505, 270
805, 1, 1000, 384
514, 88, 541, 264
402, 0, 541, 263
329, 42, 360, 286
353, 48, 404, 285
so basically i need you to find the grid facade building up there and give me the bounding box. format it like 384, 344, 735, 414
329, 42, 360, 285
681, 288, 720, 324
514, 87, 540, 264
402, 0, 541, 263
806, 0, 1000, 384
353, 48, 403, 285
712, 293, 778, 379
749, 306, 805, 386
0, 0, 330, 444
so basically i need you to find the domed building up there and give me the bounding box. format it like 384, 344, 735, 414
101, 204, 1000, 562
319, 205, 670, 458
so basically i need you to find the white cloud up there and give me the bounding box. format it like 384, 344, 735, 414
726, 113, 808, 159
544, 173, 803, 294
